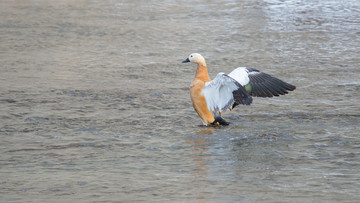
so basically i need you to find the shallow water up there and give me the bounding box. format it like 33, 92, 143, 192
1, 0, 360, 202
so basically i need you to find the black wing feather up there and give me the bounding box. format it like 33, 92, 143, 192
222, 75, 253, 110
247, 68, 296, 97
223, 74, 253, 106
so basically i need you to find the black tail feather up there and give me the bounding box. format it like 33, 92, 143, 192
211, 117, 230, 126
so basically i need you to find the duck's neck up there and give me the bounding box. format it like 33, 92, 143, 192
195, 63, 211, 82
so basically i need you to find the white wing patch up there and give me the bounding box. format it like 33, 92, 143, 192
202, 73, 239, 116
228, 67, 250, 86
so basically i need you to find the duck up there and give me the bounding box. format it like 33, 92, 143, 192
182, 53, 296, 126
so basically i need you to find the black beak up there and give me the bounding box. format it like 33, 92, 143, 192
182, 58, 190, 63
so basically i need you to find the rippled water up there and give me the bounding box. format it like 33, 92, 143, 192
1, 0, 359, 202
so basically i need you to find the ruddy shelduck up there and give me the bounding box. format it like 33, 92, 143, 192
182, 53, 296, 126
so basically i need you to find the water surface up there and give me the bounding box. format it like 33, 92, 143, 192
1, 0, 359, 202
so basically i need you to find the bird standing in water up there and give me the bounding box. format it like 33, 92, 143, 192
182, 53, 296, 126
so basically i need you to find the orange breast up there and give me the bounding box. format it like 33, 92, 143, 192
190, 79, 215, 125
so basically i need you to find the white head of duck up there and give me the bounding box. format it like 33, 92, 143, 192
182, 53, 206, 66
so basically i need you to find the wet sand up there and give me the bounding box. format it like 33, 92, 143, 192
1, 0, 360, 202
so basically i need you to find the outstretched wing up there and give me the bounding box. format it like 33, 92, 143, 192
202, 73, 252, 115
228, 67, 296, 97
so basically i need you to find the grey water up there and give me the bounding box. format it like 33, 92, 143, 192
1, 0, 359, 202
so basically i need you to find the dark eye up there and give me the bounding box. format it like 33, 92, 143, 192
190, 55, 193, 58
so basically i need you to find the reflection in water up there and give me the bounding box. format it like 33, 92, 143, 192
185, 128, 215, 202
